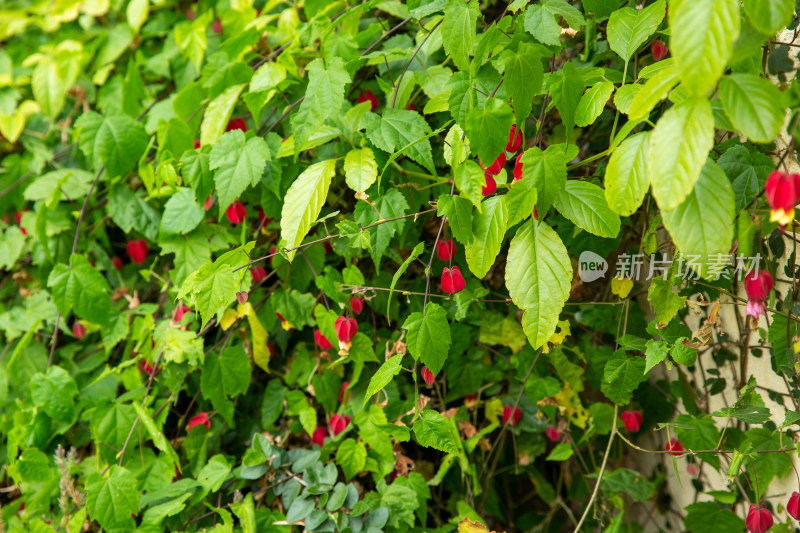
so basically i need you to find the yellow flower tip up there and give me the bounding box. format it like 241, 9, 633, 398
770, 208, 794, 226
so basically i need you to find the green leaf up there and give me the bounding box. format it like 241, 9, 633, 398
662, 160, 735, 279
364, 354, 404, 405
30, 366, 78, 422
600, 468, 656, 502
505, 170, 538, 227
465, 196, 508, 278
502, 42, 543, 125
719, 74, 784, 144
0, 226, 25, 270
648, 97, 714, 211
75, 111, 148, 178
575, 81, 614, 127
132, 401, 180, 470
519, 145, 567, 215
202, 344, 252, 401
210, 130, 270, 214
604, 132, 649, 216
336, 438, 367, 480
546, 443, 574, 461
507, 220, 572, 349
743, 0, 793, 35
413, 409, 462, 454
607, 0, 667, 62
386, 242, 426, 318
47, 254, 112, 325
174, 14, 211, 72
290, 57, 351, 149
364, 108, 435, 173
684, 502, 745, 533
553, 181, 620, 237
31, 43, 82, 119
453, 160, 485, 211
670, 0, 740, 96
191, 263, 236, 326
601, 351, 646, 405
437, 195, 473, 245
24, 168, 94, 201
647, 277, 686, 327
546, 61, 584, 145
200, 83, 246, 146
627, 65, 679, 121
160, 188, 205, 236
465, 97, 514, 166
718, 144, 773, 211
280, 159, 337, 261
403, 303, 452, 375
644, 339, 669, 374
107, 184, 161, 241
675, 414, 720, 468
86, 466, 139, 531
524, 0, 586, 46
441, 0, 480, 72
443, 124, 471, 168
343, 148, 378, 193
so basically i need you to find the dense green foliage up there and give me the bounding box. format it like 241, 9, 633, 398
2, 0, 800, 531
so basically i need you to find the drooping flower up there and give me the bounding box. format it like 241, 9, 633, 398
226, 200, 246, 225
236, 291, 248, 304
651, 40, 669, 61
226, 117, 246, 132
357, 90, 379, 111
257, 208, 273, 229
137, 358, 154, 375
482, 175, 497, 196
506, 124, 523, 153
421, 366, 435, 386
787, 491, 800, 520
350, 295, 365, 316
744, 269, 773, 319
436, 240, 456, 262
765, 170, 799, 226
127, 239, 149, 264
311, 426, 328, 446
482, 153, 506, 177
621, 410, 644, 432
329, 414, 351, 436
513, 153, 524, 182
314, 330, 333, 351
72, 322, 86, 339
193, 139, 201, 149
339, 381, 350, 404
110, 256, 124, 271
251, 265, 267, 284
503, 405, 522, 427
545, 426, 561, 441
212, 18, 222, 34
441, 266, 466, 294
174, 303, 192, 322
746, 504, 773, 533
665, 438, 684, 456
202, 196, 213, 210
276, 312, 294, 331
188, 412, 212, 431
335, 316, 358, 348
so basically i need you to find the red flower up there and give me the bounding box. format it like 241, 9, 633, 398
436, 240, 456, 262
188, 412, 211, 431
193, 139, 201, 149
621, 410, 643, 432
482, 174, 497, 196
174, 303, 192, 322
311, 426, 328, 446
350, 295, 365, 315
651, 40, 669, 61
744, 270, 773, 319
257, 208, 273, 228
441, 266, 466, 294
212, 18, 222, 34
110, 256, 124, 271
127, 239, 149, 264
765, 170, 799, 226
137, 358, 154, 375
339, 381, 350, 404
686, 463, 698, 476
236, 291, 248, 304
421, 366, 435, 386
665, 438, 684, 456
746, 504, 773, 533
787, 491, 800, 520
503, 405, 522, 426
335, 316, 358, 347
314, 329, 333, 351
226, 200, 246, 225
329, 414, 351, 436
226, 117, 246, 132
545, 426, 561, 441
14, 209, 25, 224
251, 265, 267, 284
481, 153, 506, 177
357, 90, 379, 111
506, 125, 522, 153
72, 322, 86, 339
513, 153, 524, 182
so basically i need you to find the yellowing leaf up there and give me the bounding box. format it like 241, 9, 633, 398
611, 276, 633, 298
458, 518, 501, 533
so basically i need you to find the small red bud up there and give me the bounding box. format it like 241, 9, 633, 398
436, 240, 456, 262
651, 40, 669, 61
251, 265, 267, 284
314, 330, 334, 351
110, 256, 124, 271
72, 322, 86, 339
441, 266, 466, 294
421, 366, 435, 386
350, 295, 365, 316
226, 200, 246, 225
127, 239, 149, 265
236, 291, 248, 304
503, 405, 523, 427
187, 412, 212, 431
545, 426, 560, 441
620, 410, 644, 432
329, 414, 351, 436
357, 90, 379, 111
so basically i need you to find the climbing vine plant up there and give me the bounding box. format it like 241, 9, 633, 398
2, 0, 800, 531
